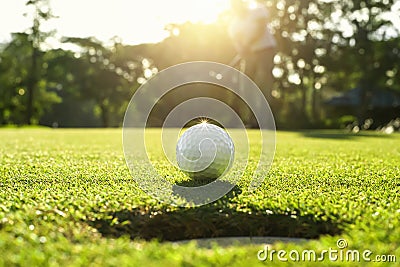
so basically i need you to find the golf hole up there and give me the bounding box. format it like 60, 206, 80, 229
89, 195, 343, 243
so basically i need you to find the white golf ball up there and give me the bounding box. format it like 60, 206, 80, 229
176, 122, 234, 180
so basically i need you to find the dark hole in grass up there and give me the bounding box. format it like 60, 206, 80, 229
89, 187, 343, 242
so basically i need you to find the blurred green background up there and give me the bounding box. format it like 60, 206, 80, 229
0, 0, 399, 129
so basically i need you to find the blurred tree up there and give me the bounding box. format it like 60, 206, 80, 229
1, 0, 398, 128
0, 33, 60, 125
319, 0, 400, 125
123, 22, 241, 125
40, 48, 100, 127
265, 0, 330, 126
23, 0, 57, 124
62, 37, 141, 127
256, 0, 400, 127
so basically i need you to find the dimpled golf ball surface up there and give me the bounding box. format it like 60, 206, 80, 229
176, 123, 234, 180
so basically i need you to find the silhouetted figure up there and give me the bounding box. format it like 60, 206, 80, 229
229, 0, 276, 103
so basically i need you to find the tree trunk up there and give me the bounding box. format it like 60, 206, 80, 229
301, 85, 307, 118
26, 46, 38, 125
100, 103, 109, 127
358, 85, 370, 127
311, 82, 319, 123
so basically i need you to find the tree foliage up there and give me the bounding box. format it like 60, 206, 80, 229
0, 0, 399, 128
0, 33, 61, 125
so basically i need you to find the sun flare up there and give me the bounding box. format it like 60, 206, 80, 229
49, 0, 231, 45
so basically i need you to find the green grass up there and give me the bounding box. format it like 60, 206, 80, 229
0, 128, 399, 266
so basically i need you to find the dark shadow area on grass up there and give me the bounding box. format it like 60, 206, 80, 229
88, 187, 343, 242
174, 178, 218, 187
171, 180, 241, 206
301, 131, 395, 140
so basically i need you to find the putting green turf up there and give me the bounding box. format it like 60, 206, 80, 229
0, 128, 399, 266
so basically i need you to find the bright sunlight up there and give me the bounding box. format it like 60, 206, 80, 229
1, 0, 231, 45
